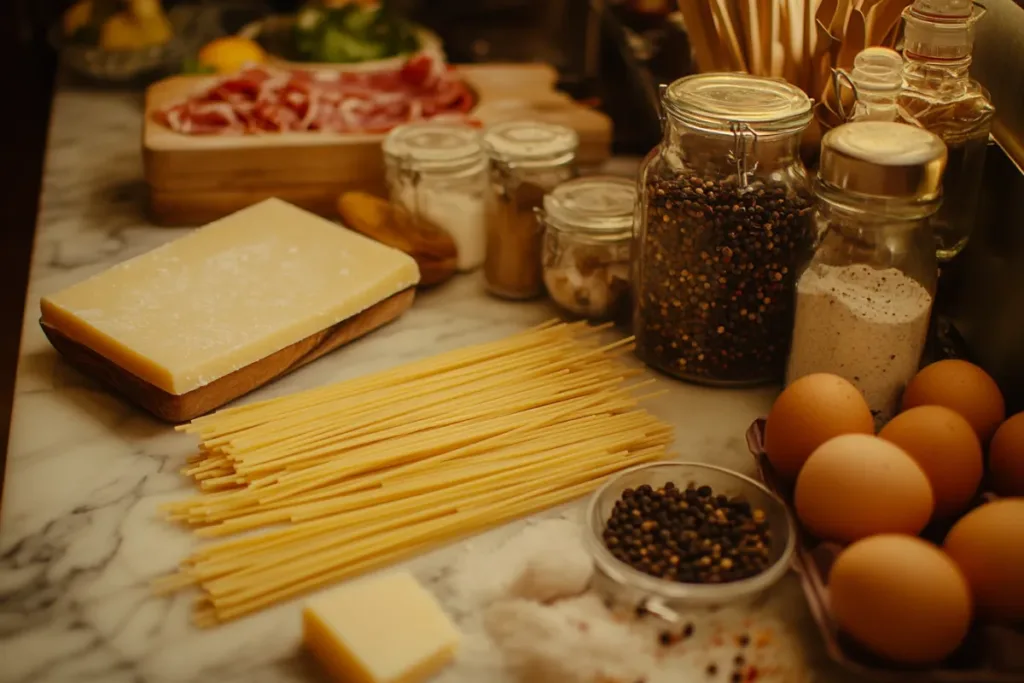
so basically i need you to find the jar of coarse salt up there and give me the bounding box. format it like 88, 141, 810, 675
786, 121, 948, 425
383, 122, 491, 272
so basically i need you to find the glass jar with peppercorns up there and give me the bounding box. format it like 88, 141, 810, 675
634, 73, 815, 385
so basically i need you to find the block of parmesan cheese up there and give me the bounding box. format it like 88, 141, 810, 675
304, 571, 460, 683
40, 198, 420, 414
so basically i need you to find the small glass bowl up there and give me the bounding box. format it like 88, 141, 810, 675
585, 462, 796, 614
50, 24, 184, 84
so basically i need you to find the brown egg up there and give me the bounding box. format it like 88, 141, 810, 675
764, 373, 875, 480
944, 498, 1024, 622
902, 360, 1006, 443
879, 406, 983, 519
989, 413, 1024, 497
830, 534, 973, 665
794, 434, 934, 542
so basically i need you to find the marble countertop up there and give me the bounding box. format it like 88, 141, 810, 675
0, 83, 863, 683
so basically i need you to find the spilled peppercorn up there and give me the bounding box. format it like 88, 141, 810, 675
601, 481, 772, 584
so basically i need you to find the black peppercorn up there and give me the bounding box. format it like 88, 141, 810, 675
636, 174, 813, 383
603, 482, 772, 585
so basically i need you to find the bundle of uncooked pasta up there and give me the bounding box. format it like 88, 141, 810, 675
154, 322, 674, 626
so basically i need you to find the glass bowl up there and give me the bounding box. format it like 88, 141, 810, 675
585, 461, 796, 615
50, 24, 184, 84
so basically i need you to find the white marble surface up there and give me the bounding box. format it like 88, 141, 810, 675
0, 84, 864, 683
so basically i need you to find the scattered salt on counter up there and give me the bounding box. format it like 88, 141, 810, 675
442, 517, 815, 683
452, 518, 594, 607
787, 263, 934, 423
485, 595, 656, 683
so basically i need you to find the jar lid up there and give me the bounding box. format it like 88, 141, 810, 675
383, 122, 484, 170
663, 73, 812, 134
902, 0, 985, 60
482, 120, 579, 165
851, 47, 903, 92
819, 121, 948, 199
543, 176, 636, 238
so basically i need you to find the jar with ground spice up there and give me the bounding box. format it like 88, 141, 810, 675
482, 121, 579, 299
787, 121, 948, 425
539, 176, 636, 321
383, 122, 490, 272
634, 73, 814, 385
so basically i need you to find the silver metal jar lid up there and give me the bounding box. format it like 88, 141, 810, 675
819, 121, 948, 199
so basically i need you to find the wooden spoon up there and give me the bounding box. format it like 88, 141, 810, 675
677, 0, 721, 72
837, 8, 867, 68
867, 0, 913, 45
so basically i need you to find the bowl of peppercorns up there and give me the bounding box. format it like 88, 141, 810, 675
586, 462, 796, 610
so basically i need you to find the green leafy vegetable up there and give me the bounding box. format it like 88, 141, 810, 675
292, 2, 421, 64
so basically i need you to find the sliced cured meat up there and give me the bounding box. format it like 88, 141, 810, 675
156, 55, 476, 136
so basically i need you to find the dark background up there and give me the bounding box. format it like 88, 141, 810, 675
0, 0, 58, 499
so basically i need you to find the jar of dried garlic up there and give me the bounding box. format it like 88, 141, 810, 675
539, 176, 636, 321
482, 121, 579, 299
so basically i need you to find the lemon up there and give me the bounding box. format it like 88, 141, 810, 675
198, 37, 267, 74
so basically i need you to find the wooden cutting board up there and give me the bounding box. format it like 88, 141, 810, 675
40, 288, 415, 423
143, 63, 613, 226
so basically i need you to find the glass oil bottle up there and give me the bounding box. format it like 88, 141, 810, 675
898, 0, 995, 263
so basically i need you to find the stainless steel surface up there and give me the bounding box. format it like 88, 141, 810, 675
972, 0, 1024, 162
954, 138, 1024, 412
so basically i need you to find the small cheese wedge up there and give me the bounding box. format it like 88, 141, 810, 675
304, 571, 460, 683
40, 198, 420, 395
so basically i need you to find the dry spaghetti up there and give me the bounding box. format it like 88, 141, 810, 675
155, 321, 674, 625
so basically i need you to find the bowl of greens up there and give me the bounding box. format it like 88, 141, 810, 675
238, 1, 443, 71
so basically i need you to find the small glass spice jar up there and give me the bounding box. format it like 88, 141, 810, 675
787, 121, 947, 425
538, 176, 636, 321
383, 122, 491, 271
482, 120, 579, 299
634, 73, 815, 385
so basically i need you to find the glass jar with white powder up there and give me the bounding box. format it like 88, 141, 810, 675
786, 121, 948, 424
383, 122, 491, 272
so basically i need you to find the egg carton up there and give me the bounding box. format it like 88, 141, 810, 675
746, 419, 1024, 682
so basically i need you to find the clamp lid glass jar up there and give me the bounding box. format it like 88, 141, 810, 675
787, 121, 948, 425
383, 122, 490, 272
540, 176, 636, 321
634, 73, 815, 386
482, 120, 580, 300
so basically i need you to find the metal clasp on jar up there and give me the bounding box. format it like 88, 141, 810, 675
658, 82, 669, 131
532, 206, 550, 236
492, 158, 521, 200
727, 121, 759, 187
396, 153, 423, 189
